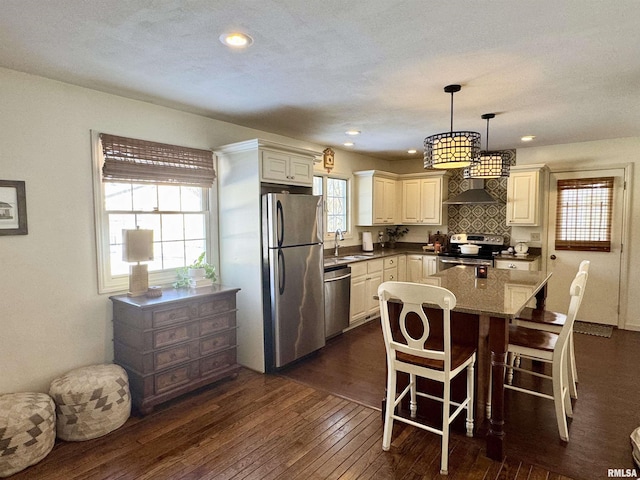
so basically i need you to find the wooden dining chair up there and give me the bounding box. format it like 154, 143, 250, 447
513, 260, 590, 398
505, 270, 588, 441
377, 281, 476, 475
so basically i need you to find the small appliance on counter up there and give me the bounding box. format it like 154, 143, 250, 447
362, 231, 374, 252
514, 241, 529, 256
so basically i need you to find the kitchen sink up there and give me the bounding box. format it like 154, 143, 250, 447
340, 255, 373, 261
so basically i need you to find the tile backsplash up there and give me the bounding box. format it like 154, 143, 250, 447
446, 169, 512, 245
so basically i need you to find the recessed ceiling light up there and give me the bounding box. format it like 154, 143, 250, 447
219, 32, 254, 48
521, 135, 536, 142
343, 142, 355, 147
345, 130, 361, 136
407, 149, 417, 154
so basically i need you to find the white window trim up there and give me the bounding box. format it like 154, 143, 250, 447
91, 130, 215, 294
314, 173, 352, 241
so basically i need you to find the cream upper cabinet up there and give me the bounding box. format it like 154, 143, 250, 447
401, 172, 448, 225
506, 165, 547, 226
354, 171, 398, 226
261, 150, 314, 186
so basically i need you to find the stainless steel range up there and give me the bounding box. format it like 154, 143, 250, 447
437, 233, 505, 271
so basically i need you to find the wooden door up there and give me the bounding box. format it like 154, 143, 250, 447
545, 168, 625, 326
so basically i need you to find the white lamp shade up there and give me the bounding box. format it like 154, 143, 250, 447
122, 229, 154, 263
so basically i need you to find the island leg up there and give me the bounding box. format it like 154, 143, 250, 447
487, 315, 509, 461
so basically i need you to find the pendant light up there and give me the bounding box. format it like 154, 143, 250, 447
424, 84, 481, 169
464, 113, 513, 178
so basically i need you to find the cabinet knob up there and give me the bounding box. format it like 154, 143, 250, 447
550, 254, 557, 260
509, 264, 517, 269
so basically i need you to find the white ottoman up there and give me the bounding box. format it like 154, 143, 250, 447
0, 392, 56, 478
49, 364, 130, 441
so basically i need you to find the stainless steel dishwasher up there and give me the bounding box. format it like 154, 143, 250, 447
324, 265, 351, 339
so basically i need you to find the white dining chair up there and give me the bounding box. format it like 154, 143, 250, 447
377, 281, 476, 475
505, 270, 588, 441
513, 260, 590, 398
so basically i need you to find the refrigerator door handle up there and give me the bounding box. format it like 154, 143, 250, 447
276, 200, 284, 247
277, 249, 285, 295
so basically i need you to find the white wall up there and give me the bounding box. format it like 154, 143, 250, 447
0, 68, 388, 393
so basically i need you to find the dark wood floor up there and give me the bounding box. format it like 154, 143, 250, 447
282, 320, 640, 480
11, 322, 638, 479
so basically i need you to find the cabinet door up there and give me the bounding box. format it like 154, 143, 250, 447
383, 179, 396, 223
350, 274, 367, 324
401, 179, 421, 223
261, 151, 289, 183
397, 255, 407, 281
288, 156, 314, 185
422, 256, 437, 277
504, 284, 536, 310
419, 178, 442, 224
383, 267, 398, 282
373, 177, 386, 224
406, 255, 423, 282
507, 170, 539, 225
367, 271, 383, 316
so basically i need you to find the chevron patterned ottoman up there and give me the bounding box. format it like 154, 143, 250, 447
49, 364, 130, 441
0, 392, 56, 478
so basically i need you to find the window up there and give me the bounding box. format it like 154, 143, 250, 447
313, 175, 349, 236
555, 177, 613, 252
93, 132, 216, 293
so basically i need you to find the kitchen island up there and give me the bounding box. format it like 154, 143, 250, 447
386, 266, 552, 461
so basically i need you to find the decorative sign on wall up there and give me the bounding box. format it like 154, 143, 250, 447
0, 180, 27, 235
323, 147, 335, 173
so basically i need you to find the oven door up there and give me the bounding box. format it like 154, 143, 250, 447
437, 257, 493, 271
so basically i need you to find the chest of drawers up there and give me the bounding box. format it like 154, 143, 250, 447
110, 285, 241, 414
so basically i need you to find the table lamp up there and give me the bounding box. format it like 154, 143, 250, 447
122, 228, 154, 296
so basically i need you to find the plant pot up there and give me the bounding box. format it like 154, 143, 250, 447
188, 268, 206, 279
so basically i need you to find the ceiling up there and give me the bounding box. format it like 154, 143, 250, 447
2, 1, 639, 160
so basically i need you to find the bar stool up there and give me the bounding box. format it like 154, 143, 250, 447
505, 271, 587, 441
513, 260, 589, 398
378, 281, 476, 475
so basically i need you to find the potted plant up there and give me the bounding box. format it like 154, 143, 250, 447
174, 252, 217, 288
385, 225, 409, 248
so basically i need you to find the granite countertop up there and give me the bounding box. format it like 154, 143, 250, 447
426, 265, 552, 318
324, 246, 435, 268
324, 246, 541, 268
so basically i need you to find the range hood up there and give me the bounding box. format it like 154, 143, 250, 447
443, 178, 502, 205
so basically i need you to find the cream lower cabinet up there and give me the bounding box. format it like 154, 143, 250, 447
504, 284, 536, 311
495, 258, 540, 271
383, 256, 398, 282
349, 259, 383, 325
406, 254, 437, 282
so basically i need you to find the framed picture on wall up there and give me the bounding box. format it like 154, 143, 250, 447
0, 180, 28, 235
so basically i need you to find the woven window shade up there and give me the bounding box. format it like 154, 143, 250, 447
101, 134, 215, 187
555, 177, 613, 252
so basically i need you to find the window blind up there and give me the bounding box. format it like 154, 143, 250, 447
100, 134, 215, 187
555, 177, 613, 252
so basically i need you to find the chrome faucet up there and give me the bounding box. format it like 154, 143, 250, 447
334, 228, 344, 256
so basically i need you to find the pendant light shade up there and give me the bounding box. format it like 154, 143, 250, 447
424, 85, 481, 169
464, 113, 513, 178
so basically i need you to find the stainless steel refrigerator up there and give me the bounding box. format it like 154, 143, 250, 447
262, 193, 325, 369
